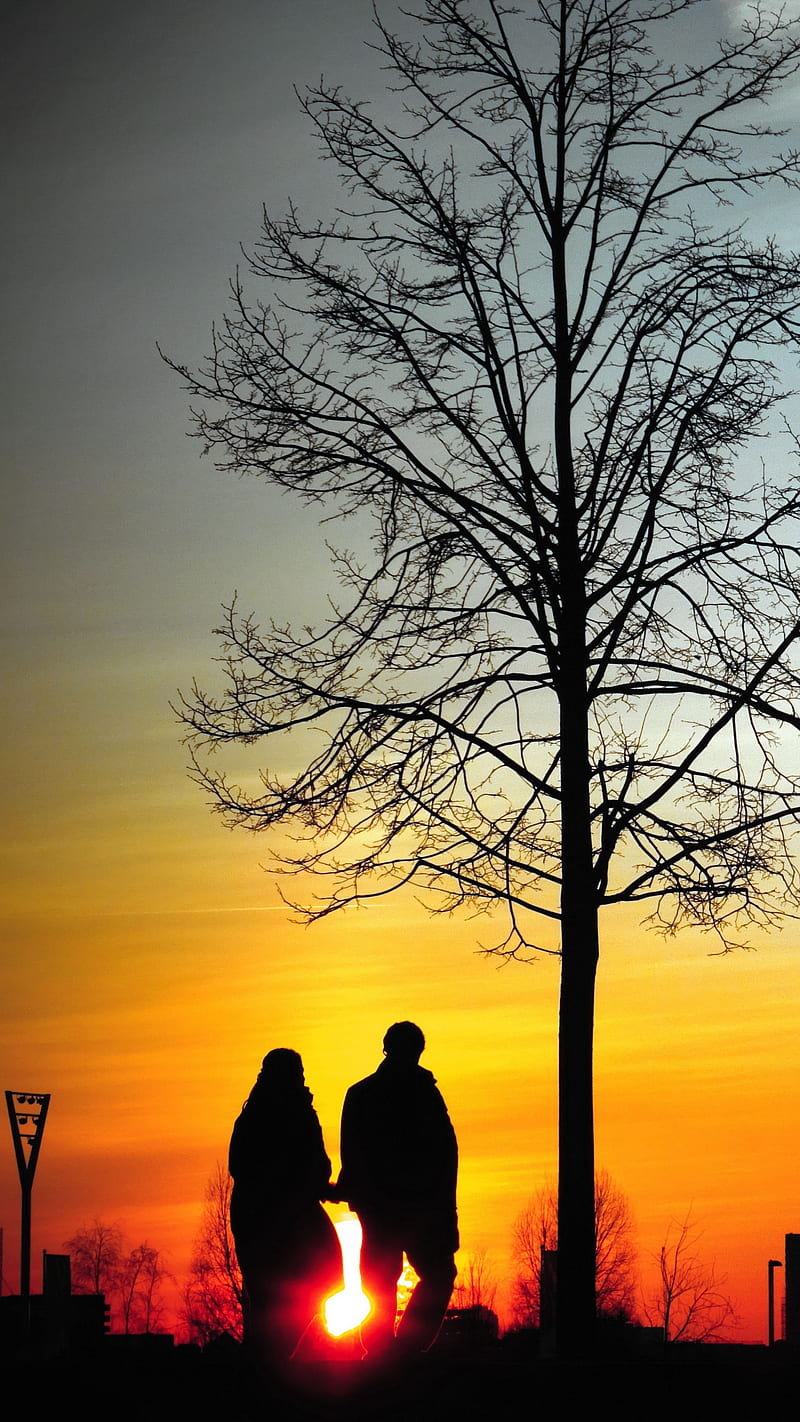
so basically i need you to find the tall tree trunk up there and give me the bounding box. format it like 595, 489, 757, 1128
551, 133, 598, 1351
556, 555, 599, 1356
557, 877, 599, 1355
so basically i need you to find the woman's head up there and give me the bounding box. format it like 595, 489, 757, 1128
257, 1048, 305, 1088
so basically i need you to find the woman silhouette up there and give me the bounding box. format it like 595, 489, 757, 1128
229, 1049, 341, 1363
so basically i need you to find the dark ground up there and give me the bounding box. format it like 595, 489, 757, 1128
9, 1343, 800, 1421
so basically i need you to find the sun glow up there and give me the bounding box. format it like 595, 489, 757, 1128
324, 1216, 371, 1336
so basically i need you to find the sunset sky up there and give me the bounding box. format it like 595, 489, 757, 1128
2, 0, 799, 1342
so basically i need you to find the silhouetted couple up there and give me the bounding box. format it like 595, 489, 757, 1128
228, 1023, 458, 1367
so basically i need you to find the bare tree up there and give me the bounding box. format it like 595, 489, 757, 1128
182, 1165, 243, 1344
173, 0, 800, 1353
118, 1242, 147, 1335
64, 1222, 171, 1334
512, 1169, 637, 1326
138, 1245, 173, 1334
453, 1247, 498, 1312
512, 1181, 558, 1329
64, 1219, 123, 1299
644, 1212, 737, 1343
118, 1242, 172, 1335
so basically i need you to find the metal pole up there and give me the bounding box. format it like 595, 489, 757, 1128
20, 1180, 32, 1325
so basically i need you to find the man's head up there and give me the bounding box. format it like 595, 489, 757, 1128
383, 1021, 425, 1064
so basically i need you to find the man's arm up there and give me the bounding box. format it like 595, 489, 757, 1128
337, 1084, 364, 1205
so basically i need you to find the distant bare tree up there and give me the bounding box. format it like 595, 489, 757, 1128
182, 1165, 243, 1344
513, 1170, 637, 1326
453, 1247, 498, 1312
593, 1170, 639, 1321
136, 1245, 172, 1334
512, 1185, 557, 1329
64, 1219, 123, 1298
119, 1242, 148, 1334
118, 1242, 172, 1335
644, 1212, 737, 1343
65, 1221, 172, 1334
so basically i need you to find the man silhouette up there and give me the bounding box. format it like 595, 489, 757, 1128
338, 1021, 458, 1357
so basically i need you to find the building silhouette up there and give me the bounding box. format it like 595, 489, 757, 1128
785, 1234, 800, 1346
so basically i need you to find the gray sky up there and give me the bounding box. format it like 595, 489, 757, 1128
2, 0, 375, 654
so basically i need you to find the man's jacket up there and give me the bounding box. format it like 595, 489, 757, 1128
339, 1058, 458, 1251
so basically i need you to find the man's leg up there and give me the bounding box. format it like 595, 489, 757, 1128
359, 1219, 404, 1357
397, 1242, 457, 1354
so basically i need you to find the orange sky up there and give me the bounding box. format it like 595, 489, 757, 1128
3, 841, 799, 1338
2, 0, 800, 1345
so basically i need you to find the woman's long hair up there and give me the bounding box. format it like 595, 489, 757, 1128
241, 1048, 311, 1115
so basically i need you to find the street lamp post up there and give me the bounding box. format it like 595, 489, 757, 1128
768, 1258, 783, 1347
5, 1091, 50, 1333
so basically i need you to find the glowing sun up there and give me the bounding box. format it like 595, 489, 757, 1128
324, 1216, 371, 1336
